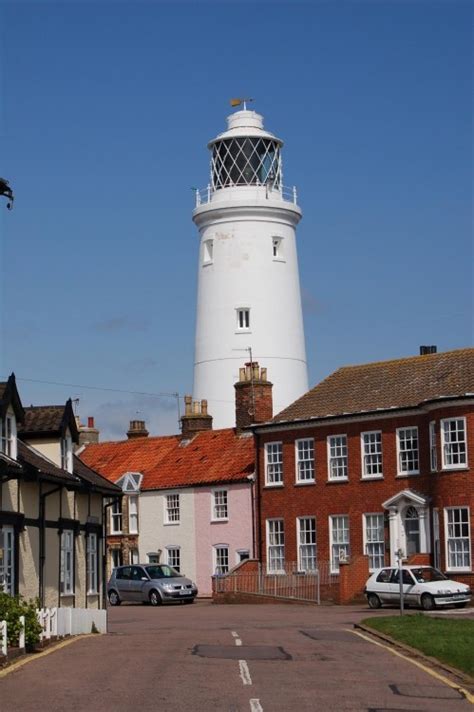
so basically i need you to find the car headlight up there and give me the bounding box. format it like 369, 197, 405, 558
436, 589, 451, 594
162, 583, 175, 591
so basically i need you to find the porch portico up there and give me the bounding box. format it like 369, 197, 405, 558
382, 489, 431, 566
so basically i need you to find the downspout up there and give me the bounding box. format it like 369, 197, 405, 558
39, 483, 62, 607
254, 430, 262, 562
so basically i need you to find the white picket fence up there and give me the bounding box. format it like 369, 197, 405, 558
0, 607, 106, 657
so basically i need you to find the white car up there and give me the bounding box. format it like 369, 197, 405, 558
365, 565, 471, 611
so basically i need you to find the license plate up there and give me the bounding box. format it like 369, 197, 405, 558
179, 590, 190, 596
453, 594, 466, 600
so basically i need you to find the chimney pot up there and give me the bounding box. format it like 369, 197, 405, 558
202, 399, 208, 416
192, 400, 199, 415
180, 395, 213, 439
127, 420, 149, 439
420, 345, 437, 355
88, 416, 95, 428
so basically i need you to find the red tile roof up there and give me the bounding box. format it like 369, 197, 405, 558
271, 348, 474, 424
79, 428, 255, 490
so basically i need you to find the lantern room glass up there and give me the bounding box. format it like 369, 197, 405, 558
211, 137, 282, 190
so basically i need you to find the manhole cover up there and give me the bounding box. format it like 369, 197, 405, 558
193, 645, 291, 660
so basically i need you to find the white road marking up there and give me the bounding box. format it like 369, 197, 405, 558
231, 631, 239, 637
235, 638, 242, 646
250, 699, 263, 712
239, 659, 252, 685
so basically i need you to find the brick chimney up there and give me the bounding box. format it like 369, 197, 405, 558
180, 396, 213, 439
76, 415, 100, 448
127, 420, 149, 439
234, 362, 273, 430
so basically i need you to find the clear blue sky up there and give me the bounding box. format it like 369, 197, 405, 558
1, 1, 472, 439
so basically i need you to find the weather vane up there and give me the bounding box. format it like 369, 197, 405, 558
0, 178, 14, 210
230, 97, 254, 111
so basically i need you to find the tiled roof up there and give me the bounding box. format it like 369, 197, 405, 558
272, 348, 474, 424
20, 405, 66, 434
17, 441, 79, 484
80, 428, 255, 490
73, 455, 121, 494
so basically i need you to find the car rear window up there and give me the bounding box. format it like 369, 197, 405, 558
376, 569, 392, 583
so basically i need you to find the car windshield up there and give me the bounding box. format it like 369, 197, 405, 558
411, 567, 447, 583
145, 565, 181, 579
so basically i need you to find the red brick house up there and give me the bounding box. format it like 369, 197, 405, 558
253, 348, 473, 597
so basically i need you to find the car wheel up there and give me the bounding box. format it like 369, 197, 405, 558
108, 590, 121, 606
421, 593, 435, 611
149, 589, 162, 606
367, 593, 382, 609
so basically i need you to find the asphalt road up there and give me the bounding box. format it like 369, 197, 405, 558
0, 601, 472, 711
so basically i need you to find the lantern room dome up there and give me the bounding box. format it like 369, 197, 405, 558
208, 110, 282, 147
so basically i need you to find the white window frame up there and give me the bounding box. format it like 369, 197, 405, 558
166, 546, 181, 572
266, 519, 285, 573
0, 526, 14, 595
441, 417, 468, 470
236, 307, 250, 331
0, 410, 16, 459
214, 545, 229, 575
130, 548, 139, 565
212, 489, 228, 521
329, 515, 350, 574
203, 238, 214, 265
61, 428, 73, 473
111, 548, 122, 569
429, 421, 437, 472
297, 517, 317, 572
396, 427, 419, 475
128, 494, 139, 534
110, 499, 123, 534
327, 434, 348, 481
86, 533, 98, 594
444, 507, 471, 572
361, 431, 383, 478
165, 493, 180, 524
60, 530, 74, 595
265, 442, 283, 486
295, 439, 315, 483
363, 513, 385, 572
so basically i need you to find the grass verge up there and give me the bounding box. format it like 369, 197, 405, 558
361, 614, 474, 677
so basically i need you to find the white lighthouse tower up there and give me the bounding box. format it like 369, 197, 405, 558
192, 103, 308, 427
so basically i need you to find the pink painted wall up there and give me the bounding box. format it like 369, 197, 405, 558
194, 482, 254, 596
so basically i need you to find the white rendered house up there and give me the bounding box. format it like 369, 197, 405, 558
192, 107, 309, 427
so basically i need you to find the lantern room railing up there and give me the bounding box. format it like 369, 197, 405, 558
194, 183, 298, 208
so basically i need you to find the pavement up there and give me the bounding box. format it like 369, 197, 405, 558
0, 600, 472, 711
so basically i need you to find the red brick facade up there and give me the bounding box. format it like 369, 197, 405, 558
256, 403, 474, 596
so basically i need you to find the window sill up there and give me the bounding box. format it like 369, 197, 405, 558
202, 261, 213, 267
110, 531, 123, 536
295, 480, 315, 486
445, 569, 472, 575
272, 258, 286, 263
60, 593, 75, 598
87, 591, 99, 597
211, 518, 229, 523
440, 466, 469, 472
395, 472, 420, 478
327, 478, 349, 484
164, 522, 180, 526
360, 476, 384, 481
235, 330, 252, 335
264, 483, 284, 489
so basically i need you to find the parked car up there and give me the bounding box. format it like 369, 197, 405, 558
107, 564, 198, 606
365, 565, 471, 611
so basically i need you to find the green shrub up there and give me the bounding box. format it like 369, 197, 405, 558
0, 593, 43, 648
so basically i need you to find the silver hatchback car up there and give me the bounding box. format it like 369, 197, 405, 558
107, 564, 198, 606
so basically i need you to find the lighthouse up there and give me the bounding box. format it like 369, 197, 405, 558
192, 103, 308, 427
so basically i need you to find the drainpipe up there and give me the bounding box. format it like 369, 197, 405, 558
254, 430, 262, 562
39, 484, 62, 607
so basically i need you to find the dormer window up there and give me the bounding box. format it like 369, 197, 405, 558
0, 409, 16, 459
61, 428, 73, 473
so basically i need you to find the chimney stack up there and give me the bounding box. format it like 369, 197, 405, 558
75, 415, 100, 449
419, 345, 437, 355
127, 420, 149, 439
180, 396, 213, 439
234, 362, 273, 430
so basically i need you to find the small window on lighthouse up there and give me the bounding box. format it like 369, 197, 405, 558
236, 308, 250, 331
272, 237, 283, 260
203, 239, 214, 265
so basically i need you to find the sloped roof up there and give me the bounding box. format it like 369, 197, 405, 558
0, 373, 25, 421
271, 348, 474, 424
80, 428, 255, 490
20, 400, 79, 441
17, 441, 79, 484
73, 454, 121, 494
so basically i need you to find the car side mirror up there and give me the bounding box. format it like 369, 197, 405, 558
141, 577, 148, 581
